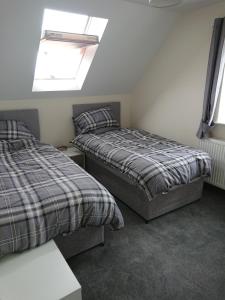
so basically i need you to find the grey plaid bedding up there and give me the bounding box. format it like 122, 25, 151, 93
0, 139, 124, 257
73, 129, 211, 199
0, 120, 33, 140
73, 107, 119, 134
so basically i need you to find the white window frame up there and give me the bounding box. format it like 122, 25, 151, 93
214, 67, 225, 125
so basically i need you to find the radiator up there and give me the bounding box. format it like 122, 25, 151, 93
199, 138, 225, 190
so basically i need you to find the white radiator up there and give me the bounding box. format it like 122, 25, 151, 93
199, 138, 225, 190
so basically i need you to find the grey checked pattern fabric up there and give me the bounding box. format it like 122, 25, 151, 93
0, 139, 124, 257
73, 107, 119, 134
73, 128, 211, 199
0, 120, 33, 140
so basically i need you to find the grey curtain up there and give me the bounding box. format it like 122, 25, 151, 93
197, 18, 225, 139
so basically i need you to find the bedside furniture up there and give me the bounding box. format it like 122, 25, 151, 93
0, 241, 82, 300
62, 147, 84, 168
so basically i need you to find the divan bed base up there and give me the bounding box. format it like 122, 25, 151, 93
55, 226, 104, 259
85, 155, 204, 222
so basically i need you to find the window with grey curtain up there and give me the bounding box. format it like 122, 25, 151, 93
197, 17, 225, 139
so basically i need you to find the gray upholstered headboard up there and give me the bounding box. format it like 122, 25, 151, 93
0, 109, 40, 140
72, 102, 121, 135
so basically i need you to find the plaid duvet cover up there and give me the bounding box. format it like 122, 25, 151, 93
73, 129, 211, 199
0, 139, 124, 257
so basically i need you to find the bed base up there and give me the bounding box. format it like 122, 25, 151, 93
54, 226, 104, 259
85, 155, 204, 222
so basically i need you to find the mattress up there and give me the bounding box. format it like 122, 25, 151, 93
0, 138, 124, 257
73, 128, 211, 199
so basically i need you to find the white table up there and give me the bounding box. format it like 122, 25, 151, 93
61, 147, 82, 158
0, 241, 82, 300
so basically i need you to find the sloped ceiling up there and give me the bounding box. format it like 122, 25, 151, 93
123, 0, 223, 11
0, 0, 180, 100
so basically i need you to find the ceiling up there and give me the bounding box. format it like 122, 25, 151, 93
122, 0, 223, 11
0, 0, 178, 100
0, 0, 223, 101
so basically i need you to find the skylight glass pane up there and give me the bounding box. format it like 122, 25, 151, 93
86, 17, 108, 41
42, 9, 89, 34
32, 9, 108, 92
35, 42, 82, 80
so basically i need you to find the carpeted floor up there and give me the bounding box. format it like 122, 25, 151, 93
68, 184, 225, 300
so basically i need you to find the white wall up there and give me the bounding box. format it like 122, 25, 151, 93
0, 94, 131, 146
0, 0, 177, 148
0, 0, 177, 100
131, 1, 225, 147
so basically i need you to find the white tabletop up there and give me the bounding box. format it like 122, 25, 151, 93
0, 241, 81, 300
62, 147, 82, 158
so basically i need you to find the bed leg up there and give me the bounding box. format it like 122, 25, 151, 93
99, 242, 105, 247
145, 220, 150, 224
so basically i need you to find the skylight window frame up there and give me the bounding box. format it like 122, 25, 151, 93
32, 9, 108, 92
214, 67, 225, 125
41, 30, 99, 46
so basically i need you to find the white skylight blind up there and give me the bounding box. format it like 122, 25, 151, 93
32, 9, 108, 92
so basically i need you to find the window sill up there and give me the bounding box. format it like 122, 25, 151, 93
211, 123, 225, 142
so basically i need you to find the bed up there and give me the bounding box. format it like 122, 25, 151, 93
72, 102, 211, 222
0, 109, 124, 258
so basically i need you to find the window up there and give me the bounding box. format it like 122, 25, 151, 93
215, 68, 225, 125
32, 9, 108, 92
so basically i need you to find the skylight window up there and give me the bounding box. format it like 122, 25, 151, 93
215, 69, 225, 125
32, 9, 108, 92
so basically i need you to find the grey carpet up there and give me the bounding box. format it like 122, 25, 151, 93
68, 184, 225, 300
